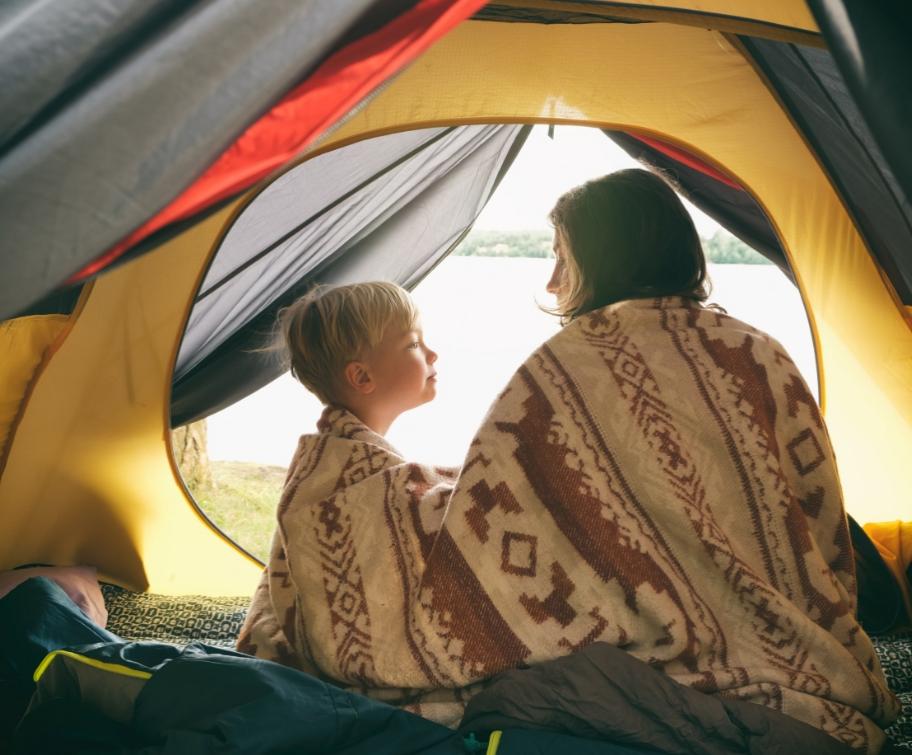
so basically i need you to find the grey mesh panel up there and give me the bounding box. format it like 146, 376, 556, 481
175, 125, 526, 381
196, 128, 447, 296
0, 0, 376, 320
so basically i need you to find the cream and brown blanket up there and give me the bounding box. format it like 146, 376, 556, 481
238, 296, 899, 753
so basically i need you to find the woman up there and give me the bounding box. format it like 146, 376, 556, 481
245, 169, 898, 753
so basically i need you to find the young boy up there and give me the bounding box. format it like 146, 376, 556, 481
279, 281, 438, 435
237, 281, 447, 673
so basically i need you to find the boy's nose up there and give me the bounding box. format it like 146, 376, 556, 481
426, 347, 437, 364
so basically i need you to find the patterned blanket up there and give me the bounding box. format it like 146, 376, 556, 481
239, 296, 898, 753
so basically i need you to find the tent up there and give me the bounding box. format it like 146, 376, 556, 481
1, 0, 910, 596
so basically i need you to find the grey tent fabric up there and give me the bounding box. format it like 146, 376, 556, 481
740, 36, 912, 306
171, 124, 530, 425
0, 0, 382, 321
0, 0, 180, 149
807, 1, 912, 215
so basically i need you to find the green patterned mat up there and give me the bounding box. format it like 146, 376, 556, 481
101, 584, 250, 649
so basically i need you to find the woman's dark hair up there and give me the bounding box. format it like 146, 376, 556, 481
548, 168, 710, 323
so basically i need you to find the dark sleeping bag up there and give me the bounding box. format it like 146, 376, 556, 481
0, 578, 664, 755
0, 578, 462, 754
0, 575, 119, 752
459, 641, 860, 755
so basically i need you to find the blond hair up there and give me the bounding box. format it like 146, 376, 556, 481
276, 282, 418, 404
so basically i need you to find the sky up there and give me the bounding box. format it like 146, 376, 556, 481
473, 125, 721, 238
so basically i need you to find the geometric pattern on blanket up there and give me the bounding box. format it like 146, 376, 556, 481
101, 584, 250, 649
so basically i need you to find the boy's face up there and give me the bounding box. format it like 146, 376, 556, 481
363, 323, 438, 414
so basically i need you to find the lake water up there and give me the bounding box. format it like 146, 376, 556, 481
207, 257, 816, 467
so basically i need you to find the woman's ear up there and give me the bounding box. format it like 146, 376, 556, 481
344, 361, 375, 395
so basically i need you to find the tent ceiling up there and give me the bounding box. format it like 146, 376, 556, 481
0, 0, 825, 325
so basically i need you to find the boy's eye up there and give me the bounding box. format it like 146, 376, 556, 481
409, 341, 421, 349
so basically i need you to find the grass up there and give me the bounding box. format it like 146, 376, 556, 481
189, 461, 286, 563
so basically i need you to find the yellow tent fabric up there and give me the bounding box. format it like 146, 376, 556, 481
0, 204, 261, 594
0, 5, 909, 594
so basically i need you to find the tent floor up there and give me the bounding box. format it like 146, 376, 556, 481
101, 585, 912, 749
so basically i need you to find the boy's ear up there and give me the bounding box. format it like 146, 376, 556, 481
344, 361, 375, 395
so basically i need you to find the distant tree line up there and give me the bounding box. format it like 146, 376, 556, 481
454, 230, 553, 258
701, 230, 771, 265
453, 228, 771, 265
